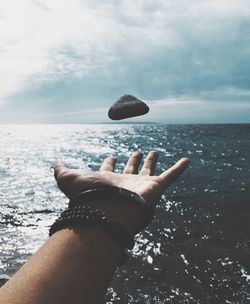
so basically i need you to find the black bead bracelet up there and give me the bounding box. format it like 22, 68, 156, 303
68, 186, 154, 229
49, 205, 135, 250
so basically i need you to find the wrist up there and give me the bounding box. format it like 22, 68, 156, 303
68, 187, 154, 235
73, 197, 148, 235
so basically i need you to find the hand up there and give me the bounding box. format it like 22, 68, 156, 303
54, 151, 190, 233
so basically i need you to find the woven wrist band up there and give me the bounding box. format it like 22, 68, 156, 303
68, 186, 154, 227
49, 205, 135, 250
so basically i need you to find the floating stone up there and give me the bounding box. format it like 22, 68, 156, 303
108, 95, 149, 120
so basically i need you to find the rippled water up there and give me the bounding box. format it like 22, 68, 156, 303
0, 124, 250, 303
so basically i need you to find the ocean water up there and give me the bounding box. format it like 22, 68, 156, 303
0, 124, 249, 303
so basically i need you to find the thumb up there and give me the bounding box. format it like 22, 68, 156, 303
54, 163, 68, 181
159, 157, 190, 188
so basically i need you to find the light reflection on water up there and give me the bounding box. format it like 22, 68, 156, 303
0, 124, 250, 303
0, 124, 138, 277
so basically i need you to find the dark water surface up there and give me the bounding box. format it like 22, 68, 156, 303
0, 124, 249, 303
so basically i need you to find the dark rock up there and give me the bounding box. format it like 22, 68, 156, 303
108, 95, 149, 120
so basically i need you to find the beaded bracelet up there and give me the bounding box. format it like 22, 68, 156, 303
68, 186, 154, 229
49, 205, 135, 250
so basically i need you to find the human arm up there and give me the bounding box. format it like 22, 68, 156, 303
0, 151, 189, 304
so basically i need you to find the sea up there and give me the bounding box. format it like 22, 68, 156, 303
0, 124, 249, 303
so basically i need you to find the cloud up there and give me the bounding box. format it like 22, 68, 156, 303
147, 97, 250, 123
0, 0, 250, 122
0, 0, 109, 102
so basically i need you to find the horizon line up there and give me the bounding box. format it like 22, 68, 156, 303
0, 122, 249, 125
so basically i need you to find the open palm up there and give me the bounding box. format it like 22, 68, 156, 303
55, 151, 189, 210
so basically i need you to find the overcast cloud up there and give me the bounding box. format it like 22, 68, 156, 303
0, 0, 250, 123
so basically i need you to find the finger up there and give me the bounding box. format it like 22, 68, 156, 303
54, 163, 69, 181
123, 151, 143, 174
159, 158, 190, 187
139, 151, 159, 175
99, 156, 117, 172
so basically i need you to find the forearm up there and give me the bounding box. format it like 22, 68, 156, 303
0, 152, 189, 304
0, 226, 123, 304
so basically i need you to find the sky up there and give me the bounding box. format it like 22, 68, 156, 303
0, 0, 250, 123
